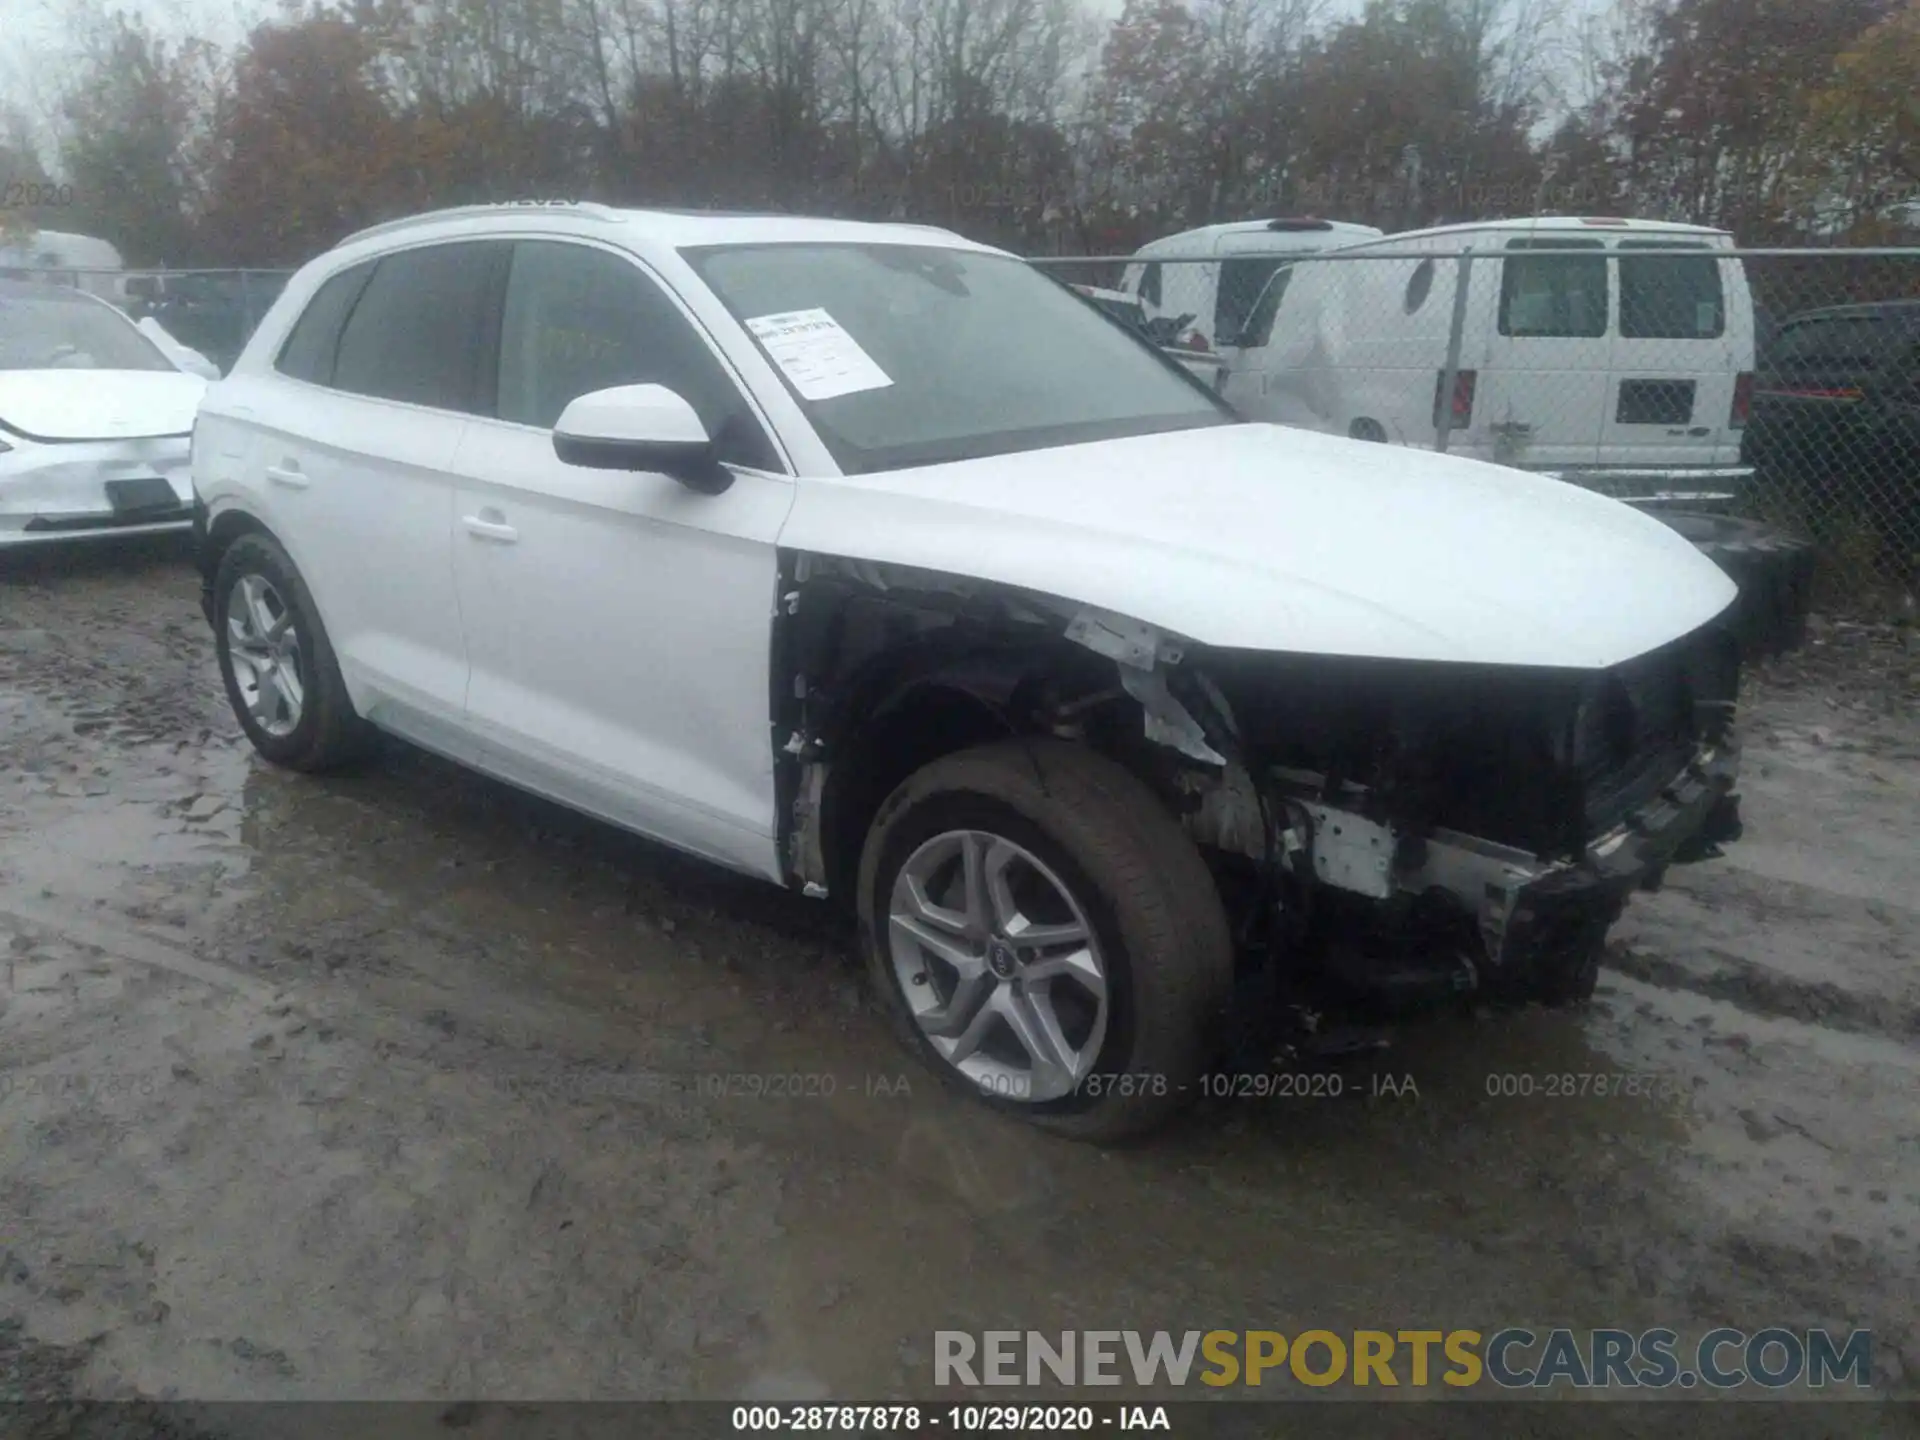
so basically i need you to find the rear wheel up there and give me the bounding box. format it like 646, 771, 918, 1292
213, 534, 372, 772
858, 739, 1233, 1142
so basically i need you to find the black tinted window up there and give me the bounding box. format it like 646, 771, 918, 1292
1240, 266, 1294, 348
1771, 316, 1891, 369
1404, 259, 1436, 314
1619, 242, 1724, 339
497, 241, 778, 470
1500, 239, 1607, 338
275, 263, 374, 385
1216, 257, 1286, 339
1137, 262, 1162, 308
331, 243, 503, 412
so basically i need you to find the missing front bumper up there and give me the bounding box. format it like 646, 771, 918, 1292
1186, 739, 1740, 987
1403, 741, 1740, 974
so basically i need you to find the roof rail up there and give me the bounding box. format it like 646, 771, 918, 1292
336, 200, 624, 249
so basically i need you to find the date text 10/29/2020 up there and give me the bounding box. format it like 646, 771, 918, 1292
732, 1406, 1173, 1432
971, 1071, 1418, 1101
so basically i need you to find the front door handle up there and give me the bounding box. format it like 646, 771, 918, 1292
265, 463, 308, 489
462, 510, 518, 544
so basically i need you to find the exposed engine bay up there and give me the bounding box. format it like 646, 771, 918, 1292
772, 553, 1745, 1016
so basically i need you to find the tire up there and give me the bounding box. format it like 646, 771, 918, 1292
1650, 511, 1816, 660
1484, 912, 1608, 1008
857, 739, 1234, 1143
213, 533, 373, 771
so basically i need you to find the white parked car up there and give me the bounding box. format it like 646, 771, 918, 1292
1223, 217, 1757, 504
0, 279, 207, 547
1117, 217, 1386, 354
192, 204, 1746, 1139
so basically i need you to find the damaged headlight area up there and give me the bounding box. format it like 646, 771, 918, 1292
1064, 605, 1744, 1003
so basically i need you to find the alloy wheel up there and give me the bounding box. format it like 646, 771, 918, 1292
226, 573, 305, 738
885, 829, 1110, 1103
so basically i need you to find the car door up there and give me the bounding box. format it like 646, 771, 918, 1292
1602, 239, 1749, 476
448, 238, 795, 880
239, 241, 503, 750
1474, 237, 1609, 469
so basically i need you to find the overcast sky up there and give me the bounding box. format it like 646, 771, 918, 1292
4, 0, 1601, 160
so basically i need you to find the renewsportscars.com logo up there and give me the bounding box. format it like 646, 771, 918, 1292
933, 1328, 1874, 1391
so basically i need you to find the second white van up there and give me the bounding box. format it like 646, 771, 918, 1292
1118, 217, 1385, 354
1221, 217, 1757, 502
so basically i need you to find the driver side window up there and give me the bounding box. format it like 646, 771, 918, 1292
496, 241, 781, 471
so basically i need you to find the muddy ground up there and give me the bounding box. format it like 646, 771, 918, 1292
1, 537, 1917, 1433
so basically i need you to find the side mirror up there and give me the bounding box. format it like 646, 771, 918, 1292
552, 383, 732, 494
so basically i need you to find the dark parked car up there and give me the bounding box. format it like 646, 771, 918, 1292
1744, 298, 1920, 585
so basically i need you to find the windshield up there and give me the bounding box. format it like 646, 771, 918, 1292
0, 288, 173, 372
682, 243, 1231, 473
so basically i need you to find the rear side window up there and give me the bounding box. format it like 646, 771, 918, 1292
496, 240, 779, 470
331, 242, 506, 412
1499, 239, 1607, 338
1619, 241, 1724, 339
1771, 316, 1890, 369
274, 262, 374, 385
1216, 257, 1287, 340
1239, 265, 1295, 349
1404, 259, 1436, 314
1137, 262, 1162, 308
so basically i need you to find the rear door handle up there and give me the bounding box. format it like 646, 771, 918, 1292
265, 463, 308, 489
462, 510, 518, 544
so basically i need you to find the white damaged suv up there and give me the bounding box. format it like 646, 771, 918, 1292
192, 204, 1746, 1139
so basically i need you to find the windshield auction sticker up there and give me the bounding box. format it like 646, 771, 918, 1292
745, 308, 894, 400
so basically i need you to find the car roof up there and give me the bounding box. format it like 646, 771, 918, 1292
1779, 298, 1920, 326
328, 203, 1005, 263
1132, 219, 1384, 256
1353, 216, 1732, 247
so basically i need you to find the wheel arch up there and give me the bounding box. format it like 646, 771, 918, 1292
772, 552, 1186, 907
199, 502, 282, 594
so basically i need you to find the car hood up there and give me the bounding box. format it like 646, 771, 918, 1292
779, 423, 1738, 669
0, 369, 205, 442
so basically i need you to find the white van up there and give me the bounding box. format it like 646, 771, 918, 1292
1118, 217, 1385, 354
1221, 217, 1757, 501
0, 229, 129, 304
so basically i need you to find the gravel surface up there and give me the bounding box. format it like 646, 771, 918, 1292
2, 538, 1917, 1433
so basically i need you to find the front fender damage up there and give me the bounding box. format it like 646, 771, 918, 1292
775, 553, 1742, 1010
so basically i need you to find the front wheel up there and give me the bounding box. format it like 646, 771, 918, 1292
857, 739, 1234, 1142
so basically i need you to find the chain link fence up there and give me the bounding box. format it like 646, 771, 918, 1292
7, 249, 1916, 605
0, 265, 295, 376
1038, 245, 1920, 608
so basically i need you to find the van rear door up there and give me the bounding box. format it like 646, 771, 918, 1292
1214, 231, 1307, 355
1476, 237, 1609, 468
1601, 237, 1751, 482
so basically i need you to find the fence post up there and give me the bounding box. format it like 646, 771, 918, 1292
1435, 246, 1475, 454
